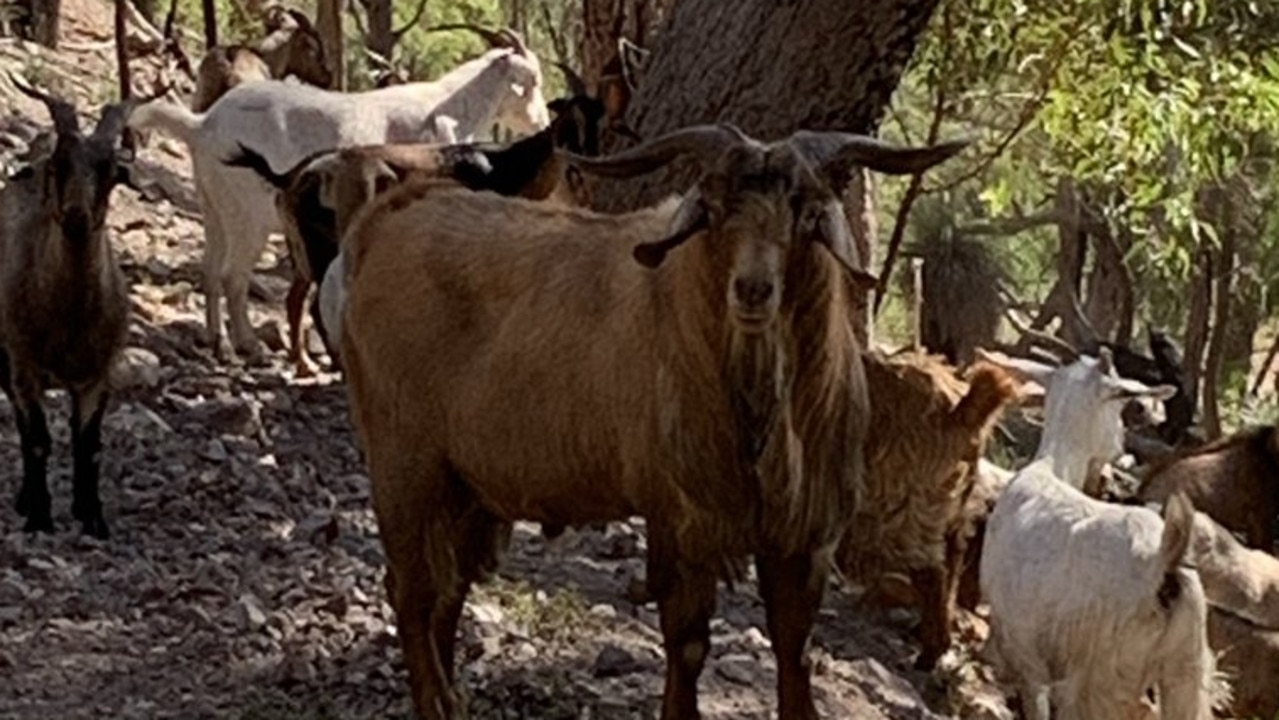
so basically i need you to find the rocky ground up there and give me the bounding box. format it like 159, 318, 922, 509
0, 4, 1012, 718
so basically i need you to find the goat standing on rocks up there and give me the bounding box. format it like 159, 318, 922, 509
0, 79, 139, 539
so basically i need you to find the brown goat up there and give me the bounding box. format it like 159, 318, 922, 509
0, 79, 139, 538
1189, 512, 1279, 717
1140, 426, 1279, 552
190, 5, 330, 112
837, 351, 1018, 670
339, 125, 966, 718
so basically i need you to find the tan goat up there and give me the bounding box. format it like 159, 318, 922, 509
339, 125, 966, 719
190, 5, 330, 112
838, 351, 1018, 670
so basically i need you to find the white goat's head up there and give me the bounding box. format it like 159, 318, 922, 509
434, 24, 549, 136
982, 348, 1176, 474
569, 125, 967, 334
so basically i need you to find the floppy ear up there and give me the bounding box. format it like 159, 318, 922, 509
814, 198, 877, 290
547, 97, 570, 117
1108, 378, 1178, 403
633, 189, 707, 268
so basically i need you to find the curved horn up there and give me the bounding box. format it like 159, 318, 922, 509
498, 27, 528, 55
633, 188, 708, 268
565, 123, 749, 179
553, 61, 589, 98
788, 130, 970, 181
10, 73, 80, 137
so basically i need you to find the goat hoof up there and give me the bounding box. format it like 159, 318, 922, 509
22, 514, 54, 534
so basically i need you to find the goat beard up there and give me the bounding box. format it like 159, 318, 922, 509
726, 324, 805, 519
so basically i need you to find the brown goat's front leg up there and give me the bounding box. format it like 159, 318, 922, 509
910, 564, 949, 670
286, 277, 318, 377
757, 552, 826, 720
10, 376, 52, 534
650, 536, 717, 720
70, 384, 110, 539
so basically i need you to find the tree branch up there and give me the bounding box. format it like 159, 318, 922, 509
391, 0, 430, 42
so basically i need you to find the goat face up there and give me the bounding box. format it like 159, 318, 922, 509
495, 52, 550, 136
258, 9, 332, 89
20, 97, 135, 247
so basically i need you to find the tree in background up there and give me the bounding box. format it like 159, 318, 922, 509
32, 0, 61, 48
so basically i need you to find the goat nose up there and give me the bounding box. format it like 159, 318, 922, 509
734, 277, 774, 307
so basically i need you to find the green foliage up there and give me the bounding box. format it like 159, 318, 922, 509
880, 0, 1279, 345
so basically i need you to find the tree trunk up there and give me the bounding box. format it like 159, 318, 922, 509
32, 0, 61, 48
316, 0, 345, 91
114, 0, 135, 149
1202, 199, 1236, 439
1183, 245, 1213, 410
845, 167, 877, 344
592, 0, 942, 212
201, 0, 217, 49
362, 0, 394, 61
1082, 223, 1132, 343
1028, 178, 1092, 348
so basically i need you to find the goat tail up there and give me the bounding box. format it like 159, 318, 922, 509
126, 101, 201, 147
1159, 491, 1195, 571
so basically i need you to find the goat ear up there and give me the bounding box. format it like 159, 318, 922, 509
814, 199, 877, 290
1108, 378, 1177, 403
547, 98, 569, 117
633, 192, 707, 268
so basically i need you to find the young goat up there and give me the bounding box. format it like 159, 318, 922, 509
127, 25, 549, 363
979, 349, 1215, 720
1140, 425, 1279, 552
190, 5, 331, 112
339, 125, 965, 718
224, 93, 603, 374
837, 351, 1018, 670
0, 80, 138, 539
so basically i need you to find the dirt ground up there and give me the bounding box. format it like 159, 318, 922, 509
0, 4, 1012, 718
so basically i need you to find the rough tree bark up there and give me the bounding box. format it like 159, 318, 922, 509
317, 0, 345, 91
588, 0, 941, 338
1202, 189, 1236, 440
594, 0, 940, 211
580, 0, 675, 86
32, 0, 62, 48
1028, 178, 1092, 348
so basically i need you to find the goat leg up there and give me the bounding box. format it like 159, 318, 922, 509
910, 564, 950, 670
286, 276, 317, 377
11, 378, 53, 533
757, 553, 824, 720
650, 531, 716, 720
70, 385, 110, 539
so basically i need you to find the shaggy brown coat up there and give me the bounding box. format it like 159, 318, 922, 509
343, 179, 866, 717
1140, 426, 1279, 551
837, 351, 1017, 669
1190, 513, 1279, 717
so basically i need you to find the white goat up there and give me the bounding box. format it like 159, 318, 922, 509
126, 27, 549, 361
979, 349, 1216, 720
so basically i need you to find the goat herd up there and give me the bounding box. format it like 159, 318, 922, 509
1, 10, 1277, 720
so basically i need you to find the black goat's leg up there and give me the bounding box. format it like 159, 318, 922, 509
70, 384, 110, 539
11, 371, 52, 533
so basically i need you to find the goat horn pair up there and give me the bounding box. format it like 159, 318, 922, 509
553, 61, 589, 98
564, 123, 751, 178
9, 72, 81, 137
427, 24, 527, 55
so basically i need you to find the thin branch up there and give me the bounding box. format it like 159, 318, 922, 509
391, 0, 430, 42
874, 0, 953, 314
347, 0, 368, 41
539, 1, 569, 68
960, 210, 1069, 236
